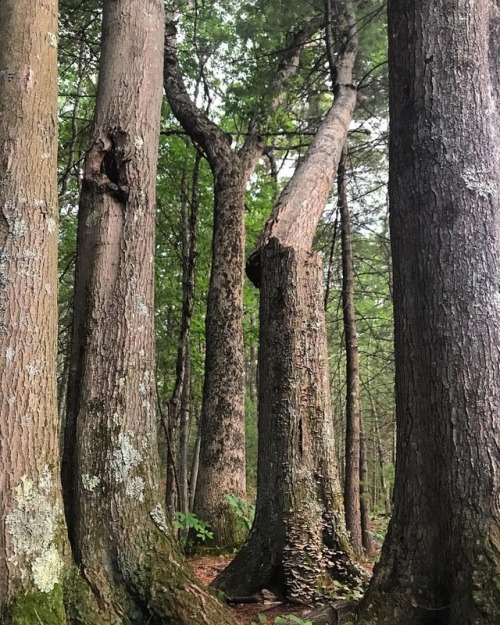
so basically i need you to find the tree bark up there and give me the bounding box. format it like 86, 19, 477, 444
63, 2, 237, 623
214, 243, 364, 601
214, 3, 361, 600
164, 13, 322, 548
0, 1, 68, 621
359, 417, 374, 554
358, 1, 500, 623
338, 145, 363, 555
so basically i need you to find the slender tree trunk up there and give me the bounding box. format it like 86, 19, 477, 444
359, 417, 374, 554
372, 402, 390, 514
338, 146, 363, 555
178, 348, 191, 515
0, 1, 69, 621
62, 2, 237, 622
189, 422, 202, 513
165, 152, 201, 516
358, 1, 500, 623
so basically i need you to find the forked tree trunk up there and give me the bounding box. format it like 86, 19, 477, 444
0, 1, 68, 621
214, 5, 362, 600
358, 1, 500, 623
62, 2, 237, 623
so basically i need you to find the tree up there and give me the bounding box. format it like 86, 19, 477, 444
164, 6, 323, 547
338, 145, 364, 555
358, 1, 500, 623
214, 1, 365, 600
0, 1, 68, 622
62, 2, 237, 622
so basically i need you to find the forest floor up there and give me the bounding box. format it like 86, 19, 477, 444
190, 554, 377, 625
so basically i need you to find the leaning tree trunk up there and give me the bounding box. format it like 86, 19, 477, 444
62, 2, 237, 623
0, 1, 68, 622
358, 1, 500, 624
214, 6, 362, 600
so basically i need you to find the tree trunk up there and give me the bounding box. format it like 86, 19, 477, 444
0, 1, 68, 621
62, 2, 237, 623
192, 162, 248, 547
178, 348, 191, 516
214, 242, 364, 600
165, 150, 201, 516
214, 7, 361, 600
164, 14, 323, 547
338, 146, 363, 555
358, 1, 500, 623
359, 417, 374, 554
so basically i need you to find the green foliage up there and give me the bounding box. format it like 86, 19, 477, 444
172, 512, 214, 546
371, 514, 390, 544
275, 616, 313, 625
224, 493, 255, 533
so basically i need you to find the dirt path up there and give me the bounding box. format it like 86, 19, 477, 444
189, 556, 313, 625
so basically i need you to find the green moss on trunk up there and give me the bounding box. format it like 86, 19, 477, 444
5, 585, 66, 625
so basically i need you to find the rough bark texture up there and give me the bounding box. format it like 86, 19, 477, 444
246, 89, 357, 285
338, 147, 363, 555
164, 14, 322, 547
0, 1, 68, 622
63, 2, 237, 623
214, 244, 364, 601
214, 7, 361, 599
358, 2, 500, 624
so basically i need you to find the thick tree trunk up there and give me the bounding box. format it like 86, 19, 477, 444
358, 2, 500, 624
214, 10, 361, 599
214, 243, 364, 600
338, 146, 363, 555
63, 2, 237, 623
0, 1, 68, 621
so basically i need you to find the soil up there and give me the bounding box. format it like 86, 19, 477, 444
189, 555, 366, 625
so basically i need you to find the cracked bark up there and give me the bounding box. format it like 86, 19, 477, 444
163, 11, 323, 548
0, 1, 68, 621
213, 2, 363, 601
357, 1, 500, 623
62, 2, 237, 623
